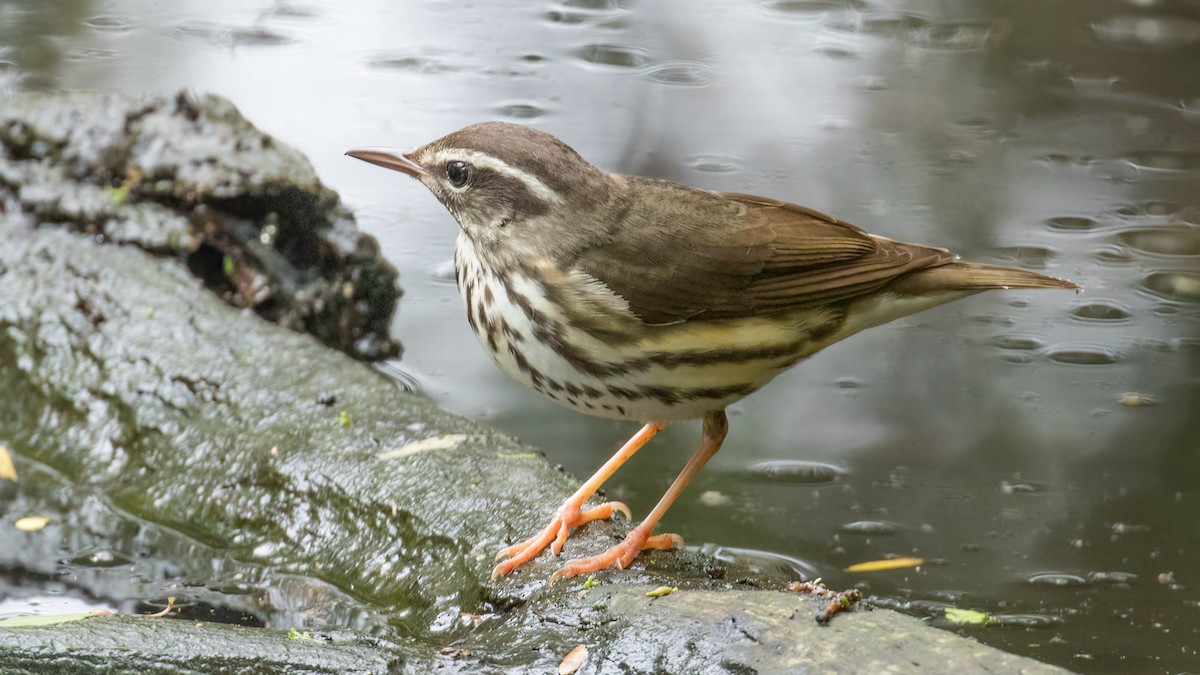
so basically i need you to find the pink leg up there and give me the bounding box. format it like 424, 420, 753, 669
550, 411, 729, 583
491, 421, 667, 579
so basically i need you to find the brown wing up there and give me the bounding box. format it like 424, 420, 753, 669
572, 183, 955, 325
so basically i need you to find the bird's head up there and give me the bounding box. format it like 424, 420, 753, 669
347, 122, 620, 264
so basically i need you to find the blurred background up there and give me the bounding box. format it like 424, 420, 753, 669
1, 0, 1198, 671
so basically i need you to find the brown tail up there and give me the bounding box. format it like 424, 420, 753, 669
890, 261, 1081, 295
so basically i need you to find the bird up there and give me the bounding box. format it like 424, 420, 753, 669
346, 122, 1079, 583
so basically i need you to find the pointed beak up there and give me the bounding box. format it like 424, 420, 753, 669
344, 148, 427, 178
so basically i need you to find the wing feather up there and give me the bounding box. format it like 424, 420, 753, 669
572, 180, 954, 325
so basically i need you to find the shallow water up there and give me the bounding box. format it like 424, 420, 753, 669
2, 0, 1198, 671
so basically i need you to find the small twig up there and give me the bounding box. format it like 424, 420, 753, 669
141, 597, 175, 618
787, 580, 863, 625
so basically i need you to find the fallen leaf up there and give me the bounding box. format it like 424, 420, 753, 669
377, 434, 469, 460
496, 452, 538, 459
945, 607, 992, 625
558, 643, 588, 675
288, 627, 313, 640
0, 445, 16, 482
645, 586, 678, 598
0, 611, 107, 628
15, 516, 50, 532
844, 556, 924, 573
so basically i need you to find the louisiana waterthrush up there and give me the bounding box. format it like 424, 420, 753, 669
347, 122, 1078, 582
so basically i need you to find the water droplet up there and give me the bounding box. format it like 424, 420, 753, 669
1141, 272, 1200, 302
65, 549, 134, 568
1093, 245, 1134, 264
1172, 337, 1200, 352
429, 259, 456, 282
907, 20, 1011, 50
1071, 301, 1132, 322
988, 613, 1065, 627
495, 101, 545, 119
576, 44, 649, 69
67, 49, 118, 63
853, 12, 928, 37
1042, 153, 1097, 168
1045, 344, 1120, 365
688, 153, 742, 174
993, 246, 1057, 268
365, 50, 460, 74
1114, 201, 1178, 218
706, 545, 820, 580
84, 15, 134, 33
992, 334, 1045, 351
1000, 481, 1039, 493
814, 43, 861, 59
1125, 151, 1200, 173
840, 520, 897, 535
1045, 216, 1097, 231
545, 9, 591, 25
1092, 14, 1200, 49
173, 21, 296, 46
1027, 572, 1087, 586
698, 490, 731, 506
1088, 571, 1139, 584
763, 0, 863, 14
1119, 392, 1156, 407
262, 5, 325, 20
749, 460, 846, 485
642, 61, 710, 87
856, 75, 889, 91
1118, 227, 1200, 255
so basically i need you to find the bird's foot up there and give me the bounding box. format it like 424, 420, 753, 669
491, 500, 632, 579
549, 526, 684, 584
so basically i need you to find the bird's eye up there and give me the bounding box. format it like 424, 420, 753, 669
446, 161, 469, 187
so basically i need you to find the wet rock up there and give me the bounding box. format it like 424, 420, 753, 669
0, 90, 400, 361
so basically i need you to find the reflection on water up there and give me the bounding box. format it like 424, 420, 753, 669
2, 0, 1198, 671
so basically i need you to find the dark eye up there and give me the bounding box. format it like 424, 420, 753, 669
446, 161, 469, 187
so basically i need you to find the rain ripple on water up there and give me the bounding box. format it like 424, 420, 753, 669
1092, 14, 1200, 49
748, 460, 846, 485
1070, 301, 1132, 322
1141, 272, 1200, 303
1118, 227, 1200, 256
172, 20, 296, 46
1044, 216, 1098, 232
1044, 344, 1121, 366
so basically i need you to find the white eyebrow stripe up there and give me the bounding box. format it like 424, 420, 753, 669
425, 148, 564, 204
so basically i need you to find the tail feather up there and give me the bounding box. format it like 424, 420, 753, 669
890, 261, 1081, 295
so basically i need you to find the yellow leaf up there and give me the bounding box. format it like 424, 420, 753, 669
0, 445, 16, 482
844, 556, 924, 573
15, 516, 50, 532
645, 586, 678, 598
945, 607, 992, 625
0, 613, 102, 628
377, 434, 469, 460
558, 644, 588, 675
